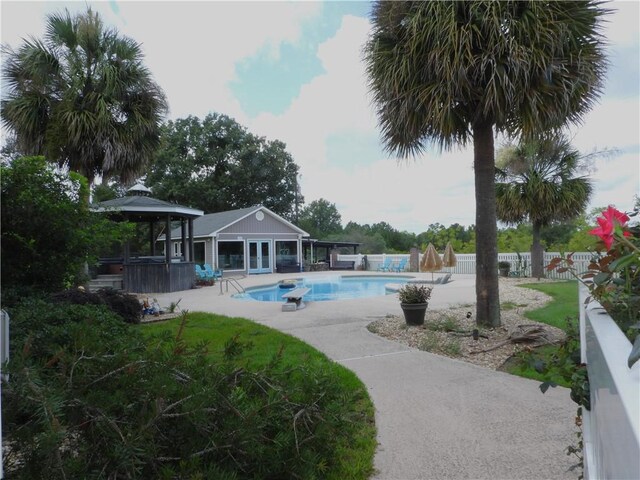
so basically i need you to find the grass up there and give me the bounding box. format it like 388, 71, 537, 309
425, 314, 460, 332
519, 281, 579, 330
502, 281, 580, 386
144, 312, 331, 368
503, 344, 573, 387
142, 312, 376, 480
501, 301, 528, 311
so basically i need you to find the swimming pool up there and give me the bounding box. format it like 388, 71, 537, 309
235, 275, 412, 302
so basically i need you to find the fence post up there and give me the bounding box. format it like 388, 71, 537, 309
409, 247, 419, 272
0, 310, 8, 380
1, 309, 8, 480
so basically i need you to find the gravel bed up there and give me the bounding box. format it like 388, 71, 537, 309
367, 278, 567, 370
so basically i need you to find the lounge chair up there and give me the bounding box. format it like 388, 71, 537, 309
204, 263, 223, 279
392, 258, 408, 272
330, 260, 355, 270
377, 258, 393, 272
435, 273, 452, 284
195, 264, 210, 280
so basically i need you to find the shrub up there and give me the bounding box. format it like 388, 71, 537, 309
96, 288, 142, 324
49, 288, 142, 324
1, 156, 132, 293
3, 305, 371, 479
398, 283, 432, 304
51, 288, 104, 306
7, 297, 136, 363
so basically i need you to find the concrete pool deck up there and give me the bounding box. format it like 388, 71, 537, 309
151, 271, 577, 479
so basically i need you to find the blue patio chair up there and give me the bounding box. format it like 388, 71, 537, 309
204, 263, 223, 279
393, 258, 408, 272
195, 264, 210, 280
377, 258, 393, 272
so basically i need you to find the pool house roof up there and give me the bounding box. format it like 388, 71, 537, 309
166, 205, 309, 239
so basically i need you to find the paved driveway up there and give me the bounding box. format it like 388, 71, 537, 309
151, 272, 576, 479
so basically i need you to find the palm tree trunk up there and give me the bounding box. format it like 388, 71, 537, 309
473, 121, 501, 327
531, 221, 545, 279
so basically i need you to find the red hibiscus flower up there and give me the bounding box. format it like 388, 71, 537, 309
589, 206, 631, 250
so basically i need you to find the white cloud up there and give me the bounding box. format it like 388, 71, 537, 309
2, 2, 638, 232
605, 1, 639, 46
1, 1, 322, 122
245, 10, 639, 233
569, 98, 640, 151
115, 1, 321, 121
249, 15, 375, 170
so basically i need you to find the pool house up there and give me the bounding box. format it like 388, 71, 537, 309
167, 205, 310, 275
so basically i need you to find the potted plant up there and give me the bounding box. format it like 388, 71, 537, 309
498, 261, 511, 277
398, 284, 432, 326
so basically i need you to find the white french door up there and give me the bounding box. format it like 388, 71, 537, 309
248, 240, 271, 274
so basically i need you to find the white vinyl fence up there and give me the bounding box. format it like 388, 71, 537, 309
337, 251, 595, 280
579, 285, 640, 479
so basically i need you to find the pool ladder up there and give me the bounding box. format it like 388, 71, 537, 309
220, 277, 245, 295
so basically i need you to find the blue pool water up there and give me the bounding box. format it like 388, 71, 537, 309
236, 275, 412, 302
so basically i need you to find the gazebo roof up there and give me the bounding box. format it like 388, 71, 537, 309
92, 195, 203, 219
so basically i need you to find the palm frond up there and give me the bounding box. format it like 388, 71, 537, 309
1, 7, 167, 184
495, 134, 593, 226
363, 1, 609, 156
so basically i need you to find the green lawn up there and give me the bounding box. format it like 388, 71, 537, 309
142, 312, 377, 480
144, 312, 334, 368
502, 281, 580, 386
519, 281, 579, 330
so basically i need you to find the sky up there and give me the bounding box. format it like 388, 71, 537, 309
2, 0, 639, 234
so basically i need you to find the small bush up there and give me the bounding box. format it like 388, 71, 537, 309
51, 288, 104, 306
3, 304, 373, 479
48, 288, 142, 324
96, 288, 142, 324
398, 284, 432, 304
7, 297, 136, 362
426, 315, 460, 332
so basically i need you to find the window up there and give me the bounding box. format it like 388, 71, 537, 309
194, 241, 205, 266
276, 240, 297, 266
218, 241, 244, 270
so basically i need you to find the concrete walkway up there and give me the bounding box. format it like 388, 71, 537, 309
151, 272, 577, 479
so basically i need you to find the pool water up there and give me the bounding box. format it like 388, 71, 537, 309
236, 275, 412, 302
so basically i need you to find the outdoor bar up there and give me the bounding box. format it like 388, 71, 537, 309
92, 184, 204, 293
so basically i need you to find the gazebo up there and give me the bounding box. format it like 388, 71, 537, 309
92, 184, 204, 293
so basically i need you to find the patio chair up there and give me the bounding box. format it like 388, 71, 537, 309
195, 264, 211, 280
204, 263, 223, 279
377, 258, 393, 272
393, 258, 408, 272
435, 273, 452, 284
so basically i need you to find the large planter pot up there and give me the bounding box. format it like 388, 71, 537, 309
499, 267, 510, 277
400, 303, 428, 326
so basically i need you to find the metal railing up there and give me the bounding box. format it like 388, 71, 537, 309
219, 277, 245, 295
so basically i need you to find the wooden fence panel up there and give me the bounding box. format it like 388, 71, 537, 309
124, 262, 195, 293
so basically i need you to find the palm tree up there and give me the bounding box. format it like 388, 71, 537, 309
1, 8, 167, 186
496, 135, 593, 278
364, 1, 608, 327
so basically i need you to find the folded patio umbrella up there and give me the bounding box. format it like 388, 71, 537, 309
420, 243, 443, 282
442, 241, 457, 270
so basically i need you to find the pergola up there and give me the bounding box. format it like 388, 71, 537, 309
302, 240, 360, 264
92, 184, 203, 293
